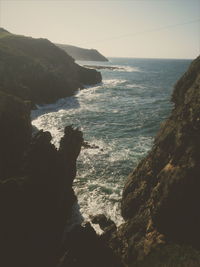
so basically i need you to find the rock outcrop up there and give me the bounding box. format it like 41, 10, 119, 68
0, 91, 120, 267
0, 91, 31, 179
107, 56, 200, 266
56, 43, 108, 62
0, 28, 101, 106
58, 222, 122, 267
0, 91, 84, 267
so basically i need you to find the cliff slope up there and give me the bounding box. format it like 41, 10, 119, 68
108, 56, 200, 266
56, 43, 108, 62
0, 91, 121, 267
0, 91, 84, 267
0, 28, 101, 105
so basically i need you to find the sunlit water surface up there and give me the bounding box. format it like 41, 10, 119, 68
32, 57, 191, 229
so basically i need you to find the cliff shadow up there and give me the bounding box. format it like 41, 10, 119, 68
31, 94, 81, 121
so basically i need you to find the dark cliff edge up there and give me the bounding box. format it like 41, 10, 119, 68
56, 43, 108, 62
0, 91, 82, 267
0, 28, 119, 267
0, 28, 102, 106
1, 28, 200, 267
105, 55, 200, 266
0, 92, 121, 267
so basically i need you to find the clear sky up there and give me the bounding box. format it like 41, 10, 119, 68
0, 0, 200, 59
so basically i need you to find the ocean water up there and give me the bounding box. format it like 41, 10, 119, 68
32, 57, 191, 229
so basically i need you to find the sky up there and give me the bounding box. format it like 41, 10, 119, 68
0, 0, 200, 59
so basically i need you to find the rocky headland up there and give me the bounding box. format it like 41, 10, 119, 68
0, 28, 115, 267
56, 43, 108, 62
0, 28, 101, 106
1, 26, 200, 267
103, 55, 200, 266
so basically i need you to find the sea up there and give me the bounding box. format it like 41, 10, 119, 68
32, 57, 191, 231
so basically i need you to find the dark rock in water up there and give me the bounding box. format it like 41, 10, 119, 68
0, 29, 102, 105
91, 214, 116, 232
59, 126, 83, 187
82, 141, 100, 149
91, 214, 117, 245
107, 56, 200, 266
84, 65, 125, 71
78, 65, 102, 85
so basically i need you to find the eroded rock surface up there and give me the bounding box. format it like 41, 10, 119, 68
0, 28, 102, 106
0, 92, 83, 267
107, 56, 200, 266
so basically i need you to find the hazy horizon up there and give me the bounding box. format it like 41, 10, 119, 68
0, 0, 199, 59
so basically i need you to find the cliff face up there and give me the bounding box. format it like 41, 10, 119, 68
0, 90, 84, 267
56, 43, 108, 62
0, 29, 102, 105
0, 91, 121, 267
108, 56, 200, 266
0, 28, 121, 267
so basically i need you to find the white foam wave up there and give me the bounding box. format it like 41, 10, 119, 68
74, 180, 124, 234
114, 65, 141, 73
125, 83, 145, 89
32, 113, 64, 147
103, 79, 127, 87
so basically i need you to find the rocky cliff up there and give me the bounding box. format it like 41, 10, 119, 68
107, 56, 200, 266
56, 43, 108, 62
1, 27, 200, 267
0, 91, 84, 267
0, 28, 101, 105
0, 28, 121, 267
0, 91, 121, 267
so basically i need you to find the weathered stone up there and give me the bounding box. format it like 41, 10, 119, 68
108, 56, 200, 265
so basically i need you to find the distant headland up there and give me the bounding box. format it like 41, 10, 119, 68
0, 28, 102, 106
56, 43, 108, 62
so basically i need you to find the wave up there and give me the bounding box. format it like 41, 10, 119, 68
73, 179, 124, 234
103, 79, 127, 87
125, 83, 145, 89
114, 65, 141, 73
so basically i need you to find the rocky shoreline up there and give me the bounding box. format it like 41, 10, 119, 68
105, 55, 200, 266
1, 26, 200, 267
83, 65, 125, 70
0, 28, 102, 107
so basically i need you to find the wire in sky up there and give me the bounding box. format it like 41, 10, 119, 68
79, 18, 200, 46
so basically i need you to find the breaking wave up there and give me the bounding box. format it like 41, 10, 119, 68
32, 58, 191, 232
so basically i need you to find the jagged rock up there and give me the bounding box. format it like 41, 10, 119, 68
58, 223, 122, 267
59, 126, 83, 187
91, 214, 116, 231
0, 91, 84, 267
82, 141, 100, 149
108, 56, 200, 266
